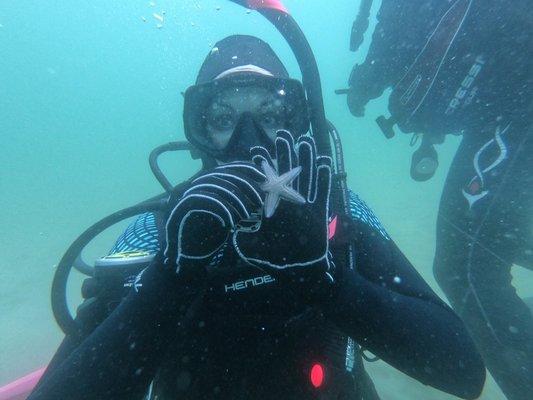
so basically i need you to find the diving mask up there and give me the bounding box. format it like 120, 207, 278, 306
184, 74, 310, 161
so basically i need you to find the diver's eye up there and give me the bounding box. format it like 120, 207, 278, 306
259, 112, 283, 128
208, 114, 236, 131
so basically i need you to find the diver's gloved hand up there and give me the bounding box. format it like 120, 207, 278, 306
164, 163, 265, 275
347, 88, 366, 117
233, 130, 333, 280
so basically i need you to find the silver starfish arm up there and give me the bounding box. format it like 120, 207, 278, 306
264, 193, 281, 218
278, 184, 306, 205
279, 166, 302, 186
261, 161, 278, 183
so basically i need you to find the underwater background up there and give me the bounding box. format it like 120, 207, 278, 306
1, 0, 530, 398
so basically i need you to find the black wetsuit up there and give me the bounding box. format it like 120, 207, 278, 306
29, 191, 484, 400
347, 1, 533, 399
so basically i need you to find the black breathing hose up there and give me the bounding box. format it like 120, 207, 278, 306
149, 142, 192, 193
328, 121, 355, 271
228, 1, 331, 157
51, 197, 168, 335
52, 141, 197, 335
257, 9, 332, 158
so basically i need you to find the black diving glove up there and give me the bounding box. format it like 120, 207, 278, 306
232, 130, 333, 278
164, 162, 265, 275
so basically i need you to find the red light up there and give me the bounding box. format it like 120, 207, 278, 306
310, 363, 325, 388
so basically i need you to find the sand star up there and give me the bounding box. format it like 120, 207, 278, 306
260, 160, 305, 218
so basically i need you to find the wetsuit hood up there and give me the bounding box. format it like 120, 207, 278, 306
195, 34, 290, 84
184, 35, 309, 162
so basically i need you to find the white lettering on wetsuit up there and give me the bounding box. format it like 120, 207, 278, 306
445, 54, 485, 115
224, 275, 276, 292
123, 270, 145, 293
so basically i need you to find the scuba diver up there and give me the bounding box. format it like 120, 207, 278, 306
343, 1, 533, 399
27, 3, 485, 400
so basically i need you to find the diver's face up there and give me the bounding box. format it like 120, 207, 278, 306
205, 86, 287, 150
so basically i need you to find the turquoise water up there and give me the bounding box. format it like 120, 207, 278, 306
1, 0, 525, 398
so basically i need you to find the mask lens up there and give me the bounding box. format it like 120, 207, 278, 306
257, 100, 288, 131
205, 105, 237, 132
184, 76, 309, 158
203, 89, 291, 149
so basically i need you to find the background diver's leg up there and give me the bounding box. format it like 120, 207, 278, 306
433, 123, 533, 400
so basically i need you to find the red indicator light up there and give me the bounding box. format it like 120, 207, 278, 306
310, 363, 325, 388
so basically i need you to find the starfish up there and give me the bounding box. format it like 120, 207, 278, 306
260, 160, 306, 218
